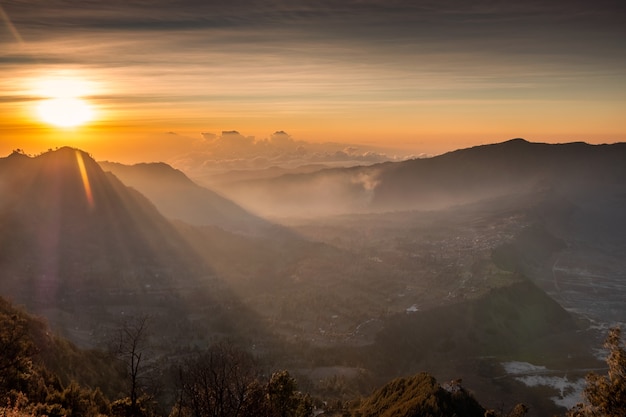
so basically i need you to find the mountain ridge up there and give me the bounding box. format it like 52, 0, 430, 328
0, 147, 226, 345
98, 160, 281, 235
199, 138, 626, 217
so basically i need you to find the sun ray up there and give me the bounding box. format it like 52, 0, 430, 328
75, 150, 94, 209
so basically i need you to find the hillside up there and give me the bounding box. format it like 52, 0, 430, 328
0, 148, 266, 348
99, 161, 280, 235
371, 139, 626, 211
0, 295, 123, 407
0, 148, 207, 291
209, 139, 626, 217
350, 372, 487, 417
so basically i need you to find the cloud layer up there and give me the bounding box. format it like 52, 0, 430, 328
165, 130, 409, 176
1, 0, 624, 160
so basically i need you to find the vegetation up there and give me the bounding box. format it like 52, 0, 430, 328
567, 327, 626, 417
176, 342, 260, 417
5, 291, 625, 417
113, 316, 154, 417
349, 373, 485, 417
348, 372, 529, 417
175, 343, 313, 417
0, 296, 315, 417
0, 297, 115, 417
1, 294, 533, 417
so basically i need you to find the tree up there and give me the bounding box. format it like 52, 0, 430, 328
568, 327, 626, 417
114, 316, 153, 417
267, 371, 312, 417
178, 341, 260, 417
176, 344, 312, 417
0, 306, 37, 397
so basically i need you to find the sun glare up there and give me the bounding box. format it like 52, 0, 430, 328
33, 75, 96, 128
37, 98, 94, 127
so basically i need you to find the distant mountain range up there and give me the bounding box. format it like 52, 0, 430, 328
209, 138, 626, 217
371, 138, 626, 211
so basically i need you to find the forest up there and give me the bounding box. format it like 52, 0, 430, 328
1, 296, 625, 417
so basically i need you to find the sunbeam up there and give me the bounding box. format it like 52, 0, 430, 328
75, 150, 94, 209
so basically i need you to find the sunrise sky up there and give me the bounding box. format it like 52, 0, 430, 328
1, 0, 625, 169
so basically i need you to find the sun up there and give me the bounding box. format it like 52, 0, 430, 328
33, 75, 96, 128
37, 97, 94, 127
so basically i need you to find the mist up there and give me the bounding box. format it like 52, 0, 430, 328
1, 139, 625, 416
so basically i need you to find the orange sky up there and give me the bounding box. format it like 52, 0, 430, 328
1, 1, 625, 168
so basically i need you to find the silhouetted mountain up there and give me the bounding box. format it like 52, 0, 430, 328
0, 148, 207, 297
370, 139, 626, 211
0, 148, 271, 348
213, 139, 626, 217
196, 163, 331, 188
99, 161, 278, 235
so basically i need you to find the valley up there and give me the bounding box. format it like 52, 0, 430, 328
1, 140, 625, 416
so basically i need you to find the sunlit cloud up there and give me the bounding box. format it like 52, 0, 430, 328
0, 0, 624, 159
164, 130, 410, 177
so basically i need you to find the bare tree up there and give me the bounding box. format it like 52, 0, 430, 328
178, 341, 260, 417
114, 315, 153, 417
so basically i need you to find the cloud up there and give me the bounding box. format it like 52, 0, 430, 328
167, 130, 408, 175
3, 0, 623, 159
351, 171, 381, 192
5, 1, 622, 97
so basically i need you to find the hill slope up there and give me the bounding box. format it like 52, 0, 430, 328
371, 139, 626, 211
0, 148, 266, 348
0, 295, 123, 402
211, 139, 626, 217
0, 148, 207, 297
99, 161, 278, 235
351, 372, 486, 417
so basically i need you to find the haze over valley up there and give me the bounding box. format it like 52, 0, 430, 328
2, 1, 625, 415
1, 139, 625, 416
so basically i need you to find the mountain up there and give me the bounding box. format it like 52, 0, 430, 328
194, 163, 331, 189
205, 138, 626, 327
211, 139, 626, 217
98, 161, 277, 235
0, 148, 207, 295
0, 148, 265, 348
198, 163, 381, 218
370, 138, 626, 211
